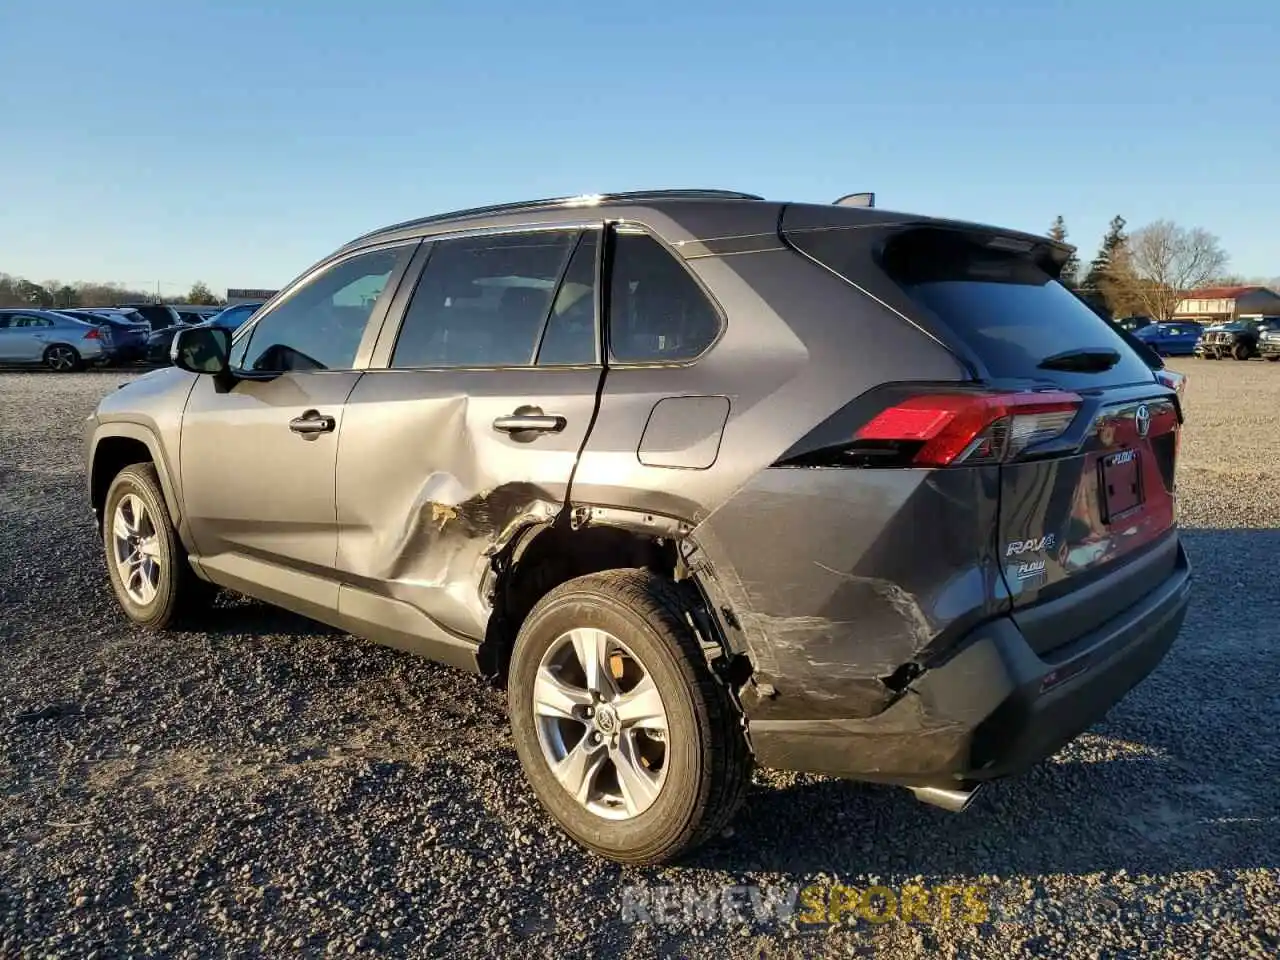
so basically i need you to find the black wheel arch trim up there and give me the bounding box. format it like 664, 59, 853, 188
88, 423, 187, 546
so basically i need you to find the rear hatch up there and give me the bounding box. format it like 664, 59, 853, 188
783, 215, 1183, 656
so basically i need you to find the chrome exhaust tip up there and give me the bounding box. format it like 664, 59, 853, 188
910, 784, 983, 813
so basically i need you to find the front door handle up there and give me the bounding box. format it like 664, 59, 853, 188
493, 407, 567, 437
289, 410, 336, 438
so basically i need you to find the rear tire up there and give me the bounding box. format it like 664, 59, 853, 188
43, 344, 83, 372
508, 569, 751, 865
103, 463, 215, 629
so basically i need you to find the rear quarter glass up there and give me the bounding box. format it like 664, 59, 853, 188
790, 225, 1158, 392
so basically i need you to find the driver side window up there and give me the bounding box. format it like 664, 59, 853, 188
233, 246, 406, 372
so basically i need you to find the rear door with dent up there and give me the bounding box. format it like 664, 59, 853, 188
335, 226, 606, 642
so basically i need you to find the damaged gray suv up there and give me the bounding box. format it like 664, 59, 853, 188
86, 189, 1191, 864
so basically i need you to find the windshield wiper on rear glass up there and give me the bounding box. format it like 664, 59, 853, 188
1037, 348, 1121, 373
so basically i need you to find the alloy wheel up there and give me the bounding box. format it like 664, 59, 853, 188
112, 493, 162, 605
532, 627, 670, 820
46, 346, 77, 371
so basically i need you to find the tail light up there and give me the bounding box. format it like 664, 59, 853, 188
780, 390, 1082, 469
83, 327, 101, 340
1156, 369, 1186, 399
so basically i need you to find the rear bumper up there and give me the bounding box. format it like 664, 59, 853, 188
747, 538, 1190, 787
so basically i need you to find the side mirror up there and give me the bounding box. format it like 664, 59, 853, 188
172, 325, 231, 375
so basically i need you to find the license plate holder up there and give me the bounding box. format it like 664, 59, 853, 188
1100, 448, 1143, 523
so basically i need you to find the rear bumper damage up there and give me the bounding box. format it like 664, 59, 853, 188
743, 538, 1191, 791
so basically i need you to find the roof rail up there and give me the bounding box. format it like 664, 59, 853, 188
349, 189, 765, 244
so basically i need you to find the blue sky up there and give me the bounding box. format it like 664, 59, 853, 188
1, 0, 1276, 295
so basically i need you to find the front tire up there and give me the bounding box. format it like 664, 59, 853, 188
1233, 341, 1251, 361
103, 463, 214, 629
508, 569, 751, 865
43, 344, 83, 372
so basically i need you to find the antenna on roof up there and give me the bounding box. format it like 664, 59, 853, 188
833, 192, 875, 208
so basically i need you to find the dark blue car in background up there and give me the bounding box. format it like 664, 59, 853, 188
1132, 321, 1202, 356
57, 308, 151, 364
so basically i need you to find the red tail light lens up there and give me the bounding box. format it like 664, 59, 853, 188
83, 327, 101, 340
1155, 369, 1186, 399
854, 391, 1082, 466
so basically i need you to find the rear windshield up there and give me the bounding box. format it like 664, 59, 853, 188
795, 226, 1157, 388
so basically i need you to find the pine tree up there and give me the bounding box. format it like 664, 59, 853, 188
1047, 215, 1080, 290
1080, 215, 1128, 316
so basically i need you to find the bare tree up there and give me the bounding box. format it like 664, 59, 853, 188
1117, 220, 1228, 321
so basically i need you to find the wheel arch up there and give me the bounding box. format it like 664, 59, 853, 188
478, 509, 753, 691
89, 426, 182, 534
42, 341, 83, 366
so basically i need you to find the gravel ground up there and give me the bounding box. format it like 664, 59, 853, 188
1, 358, 1277, 958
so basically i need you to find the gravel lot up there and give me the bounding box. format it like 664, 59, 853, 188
1, 359, 1277, 958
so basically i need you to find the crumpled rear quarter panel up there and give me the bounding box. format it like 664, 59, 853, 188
693, 465, 1006, 722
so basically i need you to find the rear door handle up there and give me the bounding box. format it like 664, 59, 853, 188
492, 411, 567, 435
289, 410, 336, 437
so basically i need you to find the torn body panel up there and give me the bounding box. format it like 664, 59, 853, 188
335, 367, 602, 642
688, 465, 1006, 723
746, 558, 1188, 786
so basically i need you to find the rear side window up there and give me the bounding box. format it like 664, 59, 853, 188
608, 230, 721, 364
794, 227, 1156, 388
392, 231, 578, 368
14, 315, 52, 328
536, 230, 599, 366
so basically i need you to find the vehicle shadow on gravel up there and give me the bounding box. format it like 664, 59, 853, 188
199, 596, 346, 638
701, 755, 1275, 880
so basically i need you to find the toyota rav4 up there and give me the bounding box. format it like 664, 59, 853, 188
85, 189, 1191, 864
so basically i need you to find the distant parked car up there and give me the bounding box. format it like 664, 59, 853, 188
1256, 320, 1280, 362
1195, 318, 1280, 360
0, 308, 110, 371
176, 306, 222, 324
1115, 315, 1154, 332
204, 301, 263, 332
1131, 322, 1202, 357
145, 301, 263, 364
58, 309, 151, 364
115, 302, 183, 332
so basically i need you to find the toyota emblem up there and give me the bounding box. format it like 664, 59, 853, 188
1135, 403, 1151, 438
